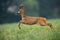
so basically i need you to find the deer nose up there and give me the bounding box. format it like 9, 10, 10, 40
18, 11, 20, 13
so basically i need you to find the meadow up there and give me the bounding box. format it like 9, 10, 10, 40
0, 19, 60, 40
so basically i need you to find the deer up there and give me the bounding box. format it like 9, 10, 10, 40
18, 4, 54, 31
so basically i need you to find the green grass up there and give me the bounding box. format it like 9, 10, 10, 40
0, 19, 60, 40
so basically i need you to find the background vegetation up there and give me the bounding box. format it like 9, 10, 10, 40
0, 0, 60, 23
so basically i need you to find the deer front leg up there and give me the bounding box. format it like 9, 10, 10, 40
18, 20, 22, 29
18, 21, 21, 29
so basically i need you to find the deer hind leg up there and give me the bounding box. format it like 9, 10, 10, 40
38, 18, 47, 26
39, 21, 47, 26
47, 23, 54, 31
38, 20, 54, 31
18, 20, 22, 29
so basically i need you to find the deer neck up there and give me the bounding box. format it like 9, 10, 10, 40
20, 8, 26, 18
20, 11, 26, 18
21, 14, 26, 18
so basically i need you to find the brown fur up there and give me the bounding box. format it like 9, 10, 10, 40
18, 4, 54, 31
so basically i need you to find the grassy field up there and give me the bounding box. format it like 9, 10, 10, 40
0, 19, 60, 40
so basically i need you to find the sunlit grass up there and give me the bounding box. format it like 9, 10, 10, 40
0, 19, 60, 40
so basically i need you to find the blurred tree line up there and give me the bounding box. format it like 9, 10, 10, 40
0, 0, 60, 23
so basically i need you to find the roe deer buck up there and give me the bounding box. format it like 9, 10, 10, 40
18, 4, 54, 31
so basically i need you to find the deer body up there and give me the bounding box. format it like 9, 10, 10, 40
21, 16, 46, 25
18, 4, 54, 31
22, 16, 38, 25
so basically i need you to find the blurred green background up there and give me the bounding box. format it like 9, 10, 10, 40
0, 0, 60, 23
0, 0, 60, 40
